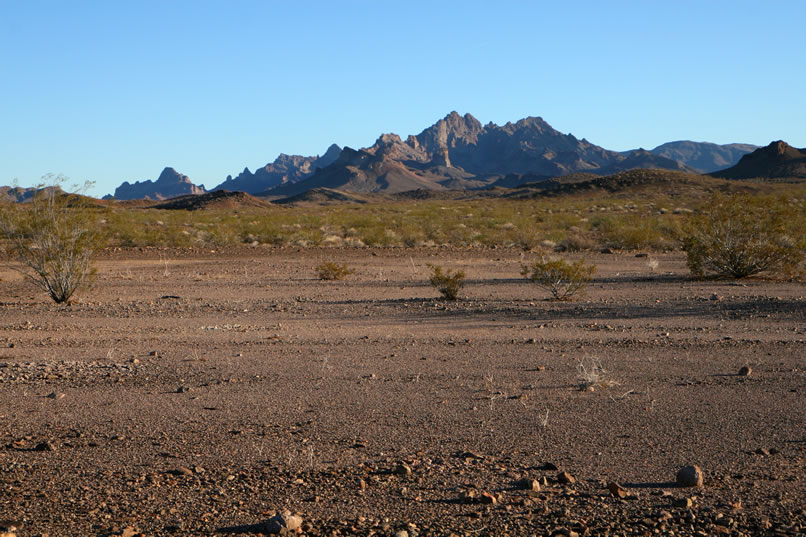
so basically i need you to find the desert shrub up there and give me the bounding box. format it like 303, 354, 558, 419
427, 263, 465, 300
521, 256, 595, 301
682, 194, 805, 278
556, 232, 599, 252
0, 179, 101, 303
316, 261, 355, 281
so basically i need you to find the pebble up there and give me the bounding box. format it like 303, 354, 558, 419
557, 471, 576, 484
738, 366, 752, 376
676, 465, 704, 487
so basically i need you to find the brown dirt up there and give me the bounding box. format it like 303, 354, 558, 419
0, 248, 804, 536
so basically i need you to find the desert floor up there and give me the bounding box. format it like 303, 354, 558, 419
0, 248, 804, 536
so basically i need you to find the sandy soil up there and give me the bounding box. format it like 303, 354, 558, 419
0, 247, 804, 537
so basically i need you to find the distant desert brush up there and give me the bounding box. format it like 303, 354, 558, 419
316, 261, 355, 281
521, 256, 595, 301
427, 263, 465, 300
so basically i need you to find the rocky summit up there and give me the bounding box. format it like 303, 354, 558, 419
111, 167, 206, 201
711, 140, 806, 179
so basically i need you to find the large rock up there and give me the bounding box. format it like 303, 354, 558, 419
676, 465, 704, 487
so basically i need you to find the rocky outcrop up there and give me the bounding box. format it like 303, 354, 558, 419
112, 167, 206, 201
213, 144, 342, 194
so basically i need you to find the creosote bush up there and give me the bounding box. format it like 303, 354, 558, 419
0, 178, 100, 303
316, 261, 355, 281
682, 194, 805, 279
427, 263, 465, 300
521, 256, 595, 301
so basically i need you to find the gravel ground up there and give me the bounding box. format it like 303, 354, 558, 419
0, 247, 804, 536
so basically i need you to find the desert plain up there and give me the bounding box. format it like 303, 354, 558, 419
0, 247, 804, 536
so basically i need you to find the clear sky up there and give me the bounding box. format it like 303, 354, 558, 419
2, 1, 804, 196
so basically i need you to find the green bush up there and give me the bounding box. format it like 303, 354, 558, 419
0, 179, 101, 303
521, 256, 596, 301
316, 261, 355, 281
427, 264, 465, 300
682, 194, 805, 279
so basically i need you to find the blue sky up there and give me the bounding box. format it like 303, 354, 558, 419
2, 1, 804, 196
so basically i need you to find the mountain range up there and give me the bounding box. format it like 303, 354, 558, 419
89, 112, 779, 200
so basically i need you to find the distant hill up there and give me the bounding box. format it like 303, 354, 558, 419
0, 185, 63, 203
213, 144, 342, 194
110, 167, 206, 201
649, 141, 758, 173
711, 141, 806, 180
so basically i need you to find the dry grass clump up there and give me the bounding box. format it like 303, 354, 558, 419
576, 357, 619, 391
316, 262, 355, 281
521, 256, 595, 301
427, 264, 465, 300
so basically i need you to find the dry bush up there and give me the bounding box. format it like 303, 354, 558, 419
0, 179, 100, 303
576, 357, 619, 390
682, 194, 805, 279
427, 263, 465, 300
521, 256, 595, 301
316, 261, 355, 281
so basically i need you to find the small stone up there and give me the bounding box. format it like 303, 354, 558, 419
46, 392, 65, 399
607, 482, 627, 498
120, 527, 139, 537
738, 366, 752, 376
394, 462, 412, 476
676, 465, 704, 487
149, 351, 160, 357
168, 466, 193, 476
394, 531, 409, 537
557, 471, 576, 484
177, 385, 190, 393
600, 248, 614, 254
33, 441, 56, 452
672, 497, 693, 508
517, 478, 540, 491
480, 491, 497, 504
635, 252, 649, 258
264, 511, 303, 534
710, 293, 723, 301
754, 447, 770, 456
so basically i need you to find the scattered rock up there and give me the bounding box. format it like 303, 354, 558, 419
607, 481, 627, 498
149, 351, 160, 357
738, 366, 752, 376
46, 392, 65, 399
459, 489, 477, 503
754, 447, 771, 456
480, 491, 497, 504
676, 465, 703, 487
394, 531, 409, 537
710, 293, 723, 301
600, 248, 614, 254
635, 252, 649, 258
557, 471, 576, 484
119, 527, 139, 537
541, 462, 558, 471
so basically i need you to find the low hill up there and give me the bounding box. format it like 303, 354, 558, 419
711, 141, 806, 180
272, 187, 373, 206
150, 190, 273, 211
